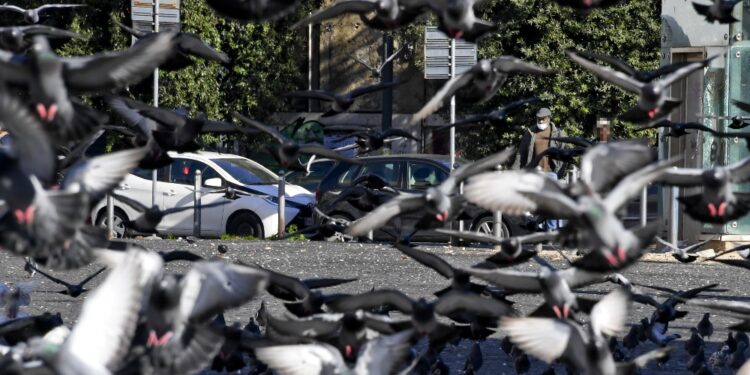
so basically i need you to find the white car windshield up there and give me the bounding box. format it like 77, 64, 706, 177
212, 158, 278, 185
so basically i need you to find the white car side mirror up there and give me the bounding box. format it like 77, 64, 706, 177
204, 178, 223, 188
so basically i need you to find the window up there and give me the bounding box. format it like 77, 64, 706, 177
132, 167, 169, 182
170, 159, 221, 186
211, 158, 278, 185
407, 162, 447, 190
357, 161, 401, 187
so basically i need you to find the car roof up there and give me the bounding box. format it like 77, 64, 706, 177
167, 151, 248, 160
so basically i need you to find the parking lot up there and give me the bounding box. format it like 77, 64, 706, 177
1, 238, 745, 374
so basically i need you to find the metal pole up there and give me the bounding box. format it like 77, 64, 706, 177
449, 38, 456, 171
278, 174, 286, 239
106, 194, 114, 239
671, 185, 679, 246
151, 0, 160, 207
382, 34, 393, 133
308, 16, 312, 113
193, 170, 202, 237
494, 211, 503, 239
640, 185, 648, 226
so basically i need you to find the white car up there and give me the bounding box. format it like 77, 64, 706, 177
91, 151, 315, 239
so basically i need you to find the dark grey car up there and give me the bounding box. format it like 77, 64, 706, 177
315, 154, 530, 242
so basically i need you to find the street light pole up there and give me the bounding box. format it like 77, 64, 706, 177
151, 0, 160, 207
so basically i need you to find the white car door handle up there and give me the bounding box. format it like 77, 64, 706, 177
164, 190, 176, 196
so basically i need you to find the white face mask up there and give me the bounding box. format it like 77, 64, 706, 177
536, 121, 549, 130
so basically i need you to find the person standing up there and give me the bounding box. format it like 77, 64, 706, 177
513, 108, 567, 231
512, 108, 567, 175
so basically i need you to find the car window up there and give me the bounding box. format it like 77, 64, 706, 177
286, 161, 334, 185
132, 167, 168, 182
211, 158, 278, 185
338, 164, 362, 186
407, 162, 447, 190
170, 159, 221, 186
357, 161, 401, 187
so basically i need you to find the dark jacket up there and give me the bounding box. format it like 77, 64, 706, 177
512, 122, 567, 173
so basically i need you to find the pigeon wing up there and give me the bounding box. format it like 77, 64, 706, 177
179, 261, 268, 323
590, 288, 631, 337
394, 242, 455, 278
292, 0, 377, 28
57, 250, 143, 372
462, 268, 542, 292
566, 50, 644, 94
346, 194, 424, 236
411, 72, 474, 124
354, 329, 415, 375
63, 32, 175, 92
255, 343, 347, 375
232, 112, 288, 143
61, 147, 148, 204
0, 90, 55, 184
499, 317, 571, 363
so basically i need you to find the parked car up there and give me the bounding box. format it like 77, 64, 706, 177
315, 154, 529, 242
91, 151, 315, 239
285, 158, 336, 191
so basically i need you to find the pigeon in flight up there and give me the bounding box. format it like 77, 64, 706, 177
0, 25, 81, 52
411, 57, 550, 125
353, 47, 404, 78
24, 262, 106, 298
436, 97, 538, 131
566, 49, 715, 123
427, 0, 497, 41
656, 156, 750, 223
233, 112, 363, 172
205, 0, 301, 22
635, 120, 718, 138
0, 4, 86, 24
551, 0, 625, 10
576, 50, 696, 83
334, 128, 419, 154
255, 329, 417, 375
655, 237, 710, 263
285, 80, 404, 117
117, 21, 230, 71
501, 288, 670, 374
0, 33, 176, 142
292, 0, 402, 29
110, 192, 229, 235
22, 250, 145, 374
693, 0, 741, 23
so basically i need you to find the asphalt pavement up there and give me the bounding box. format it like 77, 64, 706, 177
1, 239, 746, 374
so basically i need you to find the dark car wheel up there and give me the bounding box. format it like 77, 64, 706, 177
473, 215, 511, 239
227, 212, 264, 238
96, 209, 128, 239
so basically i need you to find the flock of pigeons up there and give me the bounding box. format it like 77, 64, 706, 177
0, 0, 750, 374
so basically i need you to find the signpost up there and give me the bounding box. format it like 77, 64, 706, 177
424, 28, 477, 238
424, 26, 477, 169
131, 0, 181, 208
